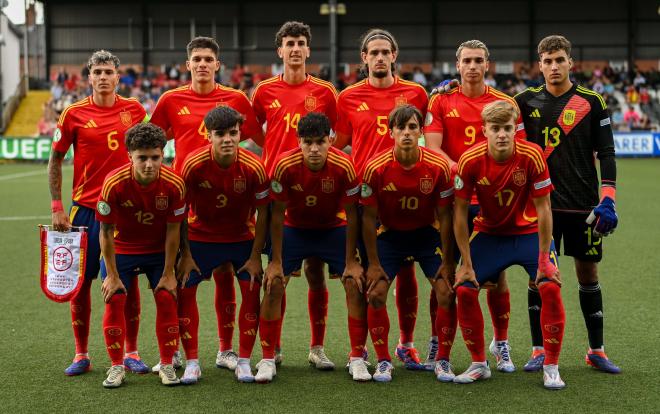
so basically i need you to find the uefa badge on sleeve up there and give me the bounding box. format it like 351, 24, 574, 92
271, 180, 283, 194
361, 183, 373, 198
53, 128, 62, 143
97, 200, 111, 216
454, 175, 464, 190
38, 225, 88, 302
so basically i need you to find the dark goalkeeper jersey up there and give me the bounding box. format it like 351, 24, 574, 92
515, 83, 616, 212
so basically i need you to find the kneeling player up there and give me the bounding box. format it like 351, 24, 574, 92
452, 100, 566, 390
97, 123, 186, 388
257, 112, 364, 383
361, 105, 455, 382
177, 106, 269, 384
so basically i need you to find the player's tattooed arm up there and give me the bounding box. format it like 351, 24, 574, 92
176, 219, 200, 285
99, 222, 125, 302
48, 150, 71, 231
452, 197, 477, 288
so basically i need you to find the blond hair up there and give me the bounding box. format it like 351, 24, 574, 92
481, 100, 519, 124
456, 40, 489, 60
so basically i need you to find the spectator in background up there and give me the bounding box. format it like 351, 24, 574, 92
623, 106, 641, 129
633, 71, 646, 87
412, 66, 428, 87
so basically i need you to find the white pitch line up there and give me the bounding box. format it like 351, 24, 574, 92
0, 169, 47, 181
0, 215, 50, 221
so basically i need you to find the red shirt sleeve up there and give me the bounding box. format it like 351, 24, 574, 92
167, 182, 187, 223
530, 156, 553, 198
324, 88, 338, 128
251, 85, 267, 126
52, 111, 76, 153
253, 161, 271, 206
341, 163, 361, 206
95, 181, 118, 224
270, 161, 289, 203
360, 166, 379, 207
150, 94, 171, 134
236, 93, 261, 140
334, 93, 352, 137
424, 94, 445, 134
436, 170, 455, 207
454, 158, 475, 201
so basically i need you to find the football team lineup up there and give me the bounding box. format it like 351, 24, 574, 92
5, 19, 656, 409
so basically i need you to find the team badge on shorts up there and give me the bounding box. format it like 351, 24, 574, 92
305, 95, 317, 112
512, 168, 526, 186
395, 95, 407, 107
271, 180, 283, 194
120, 110, 133, 127
562, 109, 576, 126
322, 178, 334, 193
234, 177, 246, 193
419, 177, 434, 194
97, 201, 111, 216
155, 195, 169, 210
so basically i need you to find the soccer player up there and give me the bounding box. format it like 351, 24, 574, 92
424, 40, 525, 376
251, 21, 339, 365
48, 50, 149, 376
515, 35, 620, 373
257, 112, 364, 383
150, 36, 262, 372
334, 28, 430, 370
361, 105, 455, 382
176, 106, 269, 384
452, 100, 566, 390
96, 123, 186, 388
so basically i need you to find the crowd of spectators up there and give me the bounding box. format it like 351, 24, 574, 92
37, 63, 660, 138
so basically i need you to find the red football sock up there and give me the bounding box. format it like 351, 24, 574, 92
177, 285, 199, 360
124, 277, 141, 353
276, 291, 286, 350
456, 286, 485, 362
348, 316, 368, 358
259, 317, 280, 359
539, 282, 565, 365
214, 269, 236, 352
487, 289, 510, 341
395, 263, 417, 345
238, 280, 261, 358
308, 288, 328, 347
103, 293, 126, 366
435, 303, 457, 361
70, 277, 92, 355
429, 291, 439, 337
368, 305, 391, 361
154, 290, 179, 365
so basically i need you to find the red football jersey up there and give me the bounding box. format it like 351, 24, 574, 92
425, 85, 526, 163
96, 165, 187, 255
270, 147, 360, 229
455, 140, 553, 235
335, 76, 429, 174
251, 75, 338, 175
180, 146, 270, 243
150, 84, 260, 170
53, 96, 147, 209
361, 147, 453, 231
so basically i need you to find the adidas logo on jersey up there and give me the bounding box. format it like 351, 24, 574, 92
529, 109, 541, 118
83, 120, 98, 128
382, 182, 398, 191
357, 102, 370, 112
586, 247, 599, 256
269, 99, 282, 109
446, 109, 460, 118
477, 177, 491, 185
121, 200, 134, 207
177, 106, 191, 115
198, 180, 212, 189
290, 184, 303, 191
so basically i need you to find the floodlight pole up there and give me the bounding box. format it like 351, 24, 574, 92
328, 0, 337, 85
23, 0, 29, 93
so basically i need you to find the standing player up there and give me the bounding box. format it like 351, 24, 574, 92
361, 105, 455, 382
150, 36, 262, 372
452, 100, 566, 390
334, 29, 430, 370
257, 113, 364, 383
424, 40, 525, 376
251, 21, 339, 364
176, 106, 270, 384
515, 35, 620, 373
48, 50, 149, 376
96, 123, 186, 388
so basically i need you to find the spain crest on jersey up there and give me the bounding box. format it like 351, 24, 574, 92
305, 95, 317, 112
234, 177, 247, 193
322, 178, 334, 193
419, 177, 434, 194
562, 109, 576, 126
512, 168, 526, 186
120, 110, 132, 127
395, 95, 408, 107
155, 195, 168, 210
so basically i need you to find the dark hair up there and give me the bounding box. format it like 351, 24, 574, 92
187, 36, 220, 59
388, 105, 423, 130
297, 112, 331, 139
125, 123, 167, 151
275, 21, 312, 47
87, 50, 120, 70
537, 35, 571, 59
359, 28, 398, 75
204, 106, 244, 136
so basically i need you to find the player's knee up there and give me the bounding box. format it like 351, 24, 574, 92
215, 262, 234, 274
575, 260, 598, 284
304, 258, 326, 289
368, 282, 388, 308
343, 277, 359, 295
265, 278, 285, 299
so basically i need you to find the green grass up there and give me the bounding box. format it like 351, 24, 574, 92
1, 160, 659, 413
